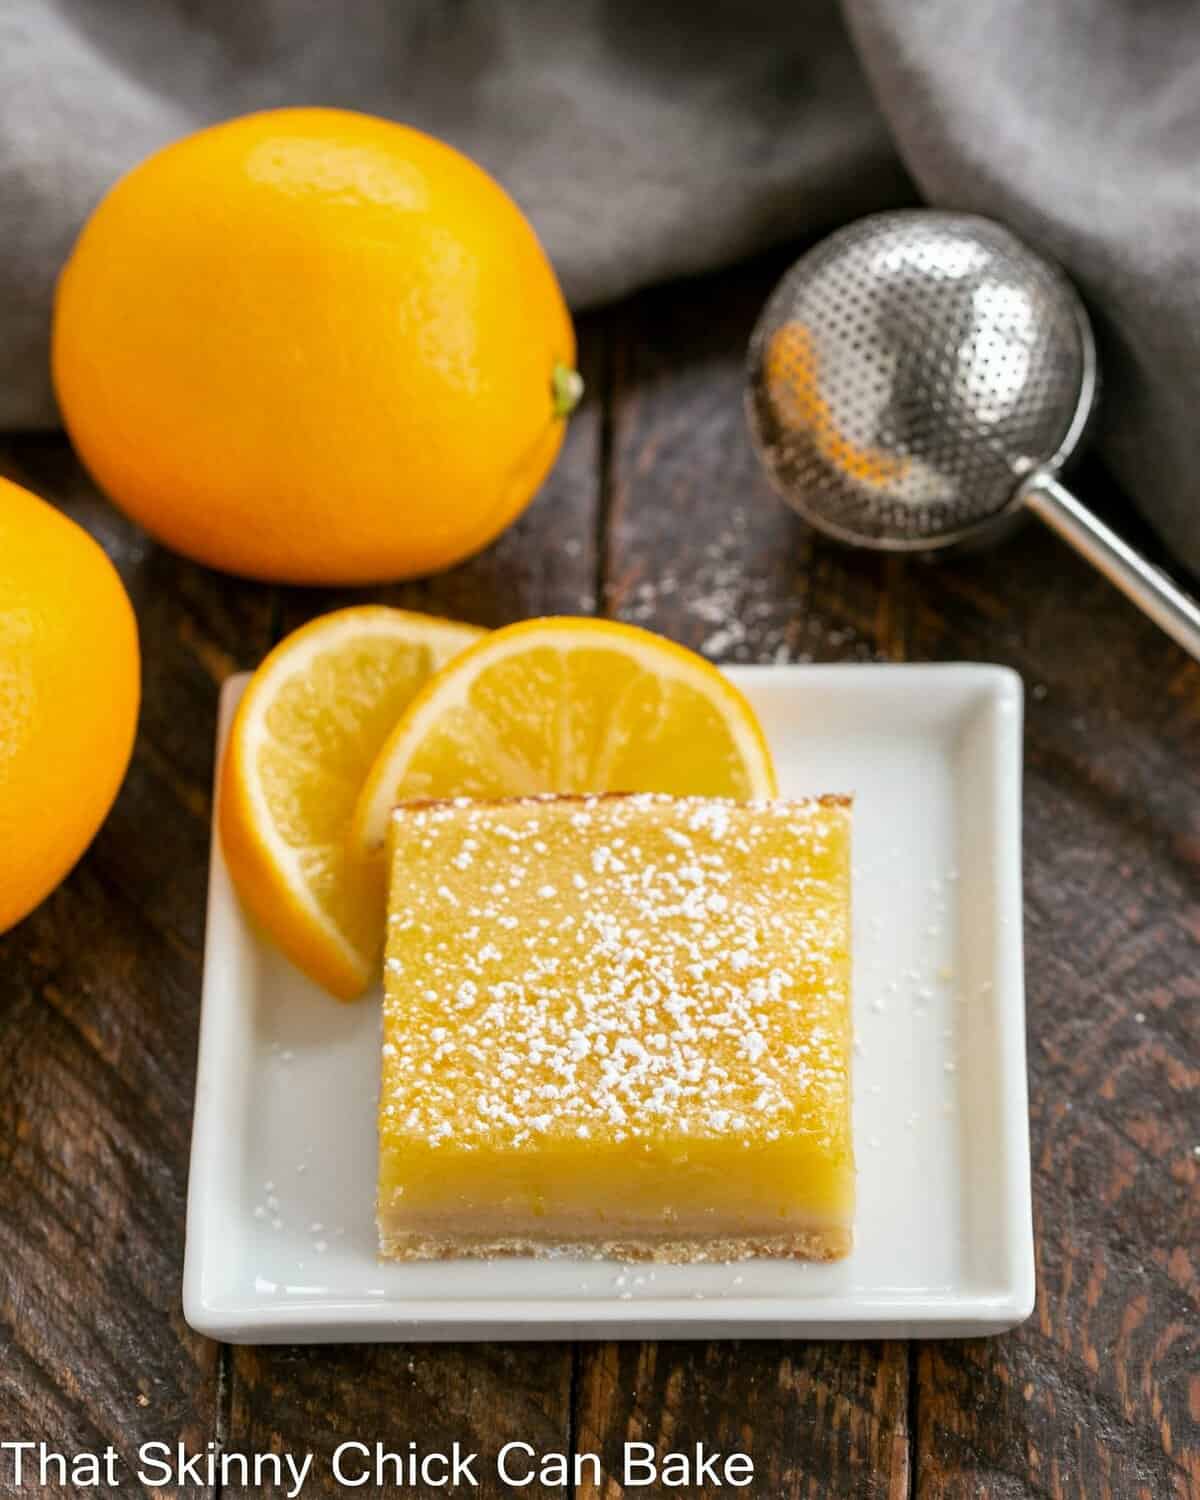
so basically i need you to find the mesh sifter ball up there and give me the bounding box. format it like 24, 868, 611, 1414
747, 210, 1200, 659
746, 211, 1094, 548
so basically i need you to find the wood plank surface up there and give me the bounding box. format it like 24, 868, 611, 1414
0, 434, 274, 1496
908, 475, 1200, 1500
0, 257, 1195, 1500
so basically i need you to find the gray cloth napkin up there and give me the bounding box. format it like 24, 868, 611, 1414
2, 1, 1197, 570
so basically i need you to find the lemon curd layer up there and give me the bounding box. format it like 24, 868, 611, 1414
378, 794, 853, 1262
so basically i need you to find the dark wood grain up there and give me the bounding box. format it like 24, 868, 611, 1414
907, 477, 1200, 1500
578, 258, 911, 1500
576, 1341, 909, 1500
0, 256, 1196, 1500
220, 321, 606, 1500
0, 435, 274, 1497
227, 1343, 574, 1499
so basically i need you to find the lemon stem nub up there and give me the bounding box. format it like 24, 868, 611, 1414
552, 362, 584, 418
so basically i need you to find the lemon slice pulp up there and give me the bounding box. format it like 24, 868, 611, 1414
220, 606, 483, 998
352, 616, 777, 857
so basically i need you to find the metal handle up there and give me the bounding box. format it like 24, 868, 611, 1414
1020, 472, 1200, 663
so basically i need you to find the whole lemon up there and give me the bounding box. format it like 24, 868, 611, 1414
0, 476, 140, 933
52, 109, 578, 585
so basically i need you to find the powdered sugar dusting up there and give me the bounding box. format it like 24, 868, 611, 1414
380, 795, 851, 1158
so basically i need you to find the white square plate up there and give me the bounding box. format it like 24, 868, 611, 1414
185, 664, 1033, 1342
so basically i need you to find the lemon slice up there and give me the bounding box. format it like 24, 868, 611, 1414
351, 616, 777, 856
219, 606, 483, 999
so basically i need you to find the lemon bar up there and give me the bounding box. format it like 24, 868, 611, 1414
379, 793, 853, 1262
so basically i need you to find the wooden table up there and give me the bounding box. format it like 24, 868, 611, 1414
1, 250, 1196, 1500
